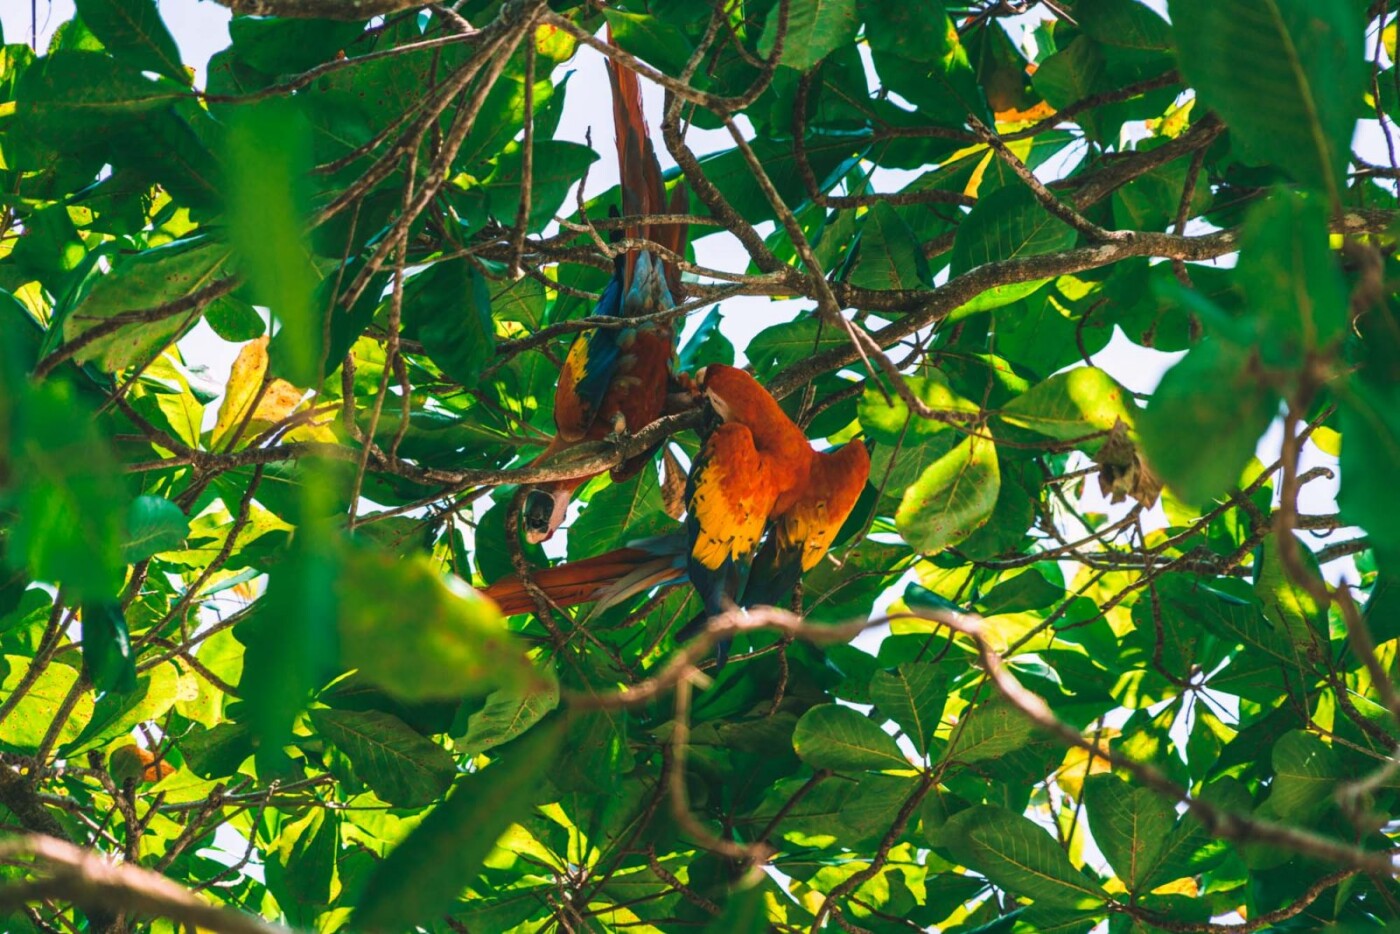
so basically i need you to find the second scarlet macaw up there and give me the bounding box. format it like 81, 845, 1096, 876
521, 41, 688, 544
487, 365, 872, 668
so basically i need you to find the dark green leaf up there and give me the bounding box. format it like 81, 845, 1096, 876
123, 495, 187, 563
354, 720, 563, 931
311, 708, 456, 808
1167, 0, 1363, 197
949, 184, 1078, 314
943, 805, 1108, 908
404, 258, 496, 390
73, 0, 187, 83
80, 601, 135, 694
792, 704, 909, 771
1137, 340, 1279, 506
1083, 773, 1174, 891
759, 0, 859, 71
869, 663, 946, 756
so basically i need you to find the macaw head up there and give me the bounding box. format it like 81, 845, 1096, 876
694, 364, 764, 425
523, 485, 574, 544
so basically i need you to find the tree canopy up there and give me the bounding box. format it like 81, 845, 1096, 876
1, 0, 1399, 931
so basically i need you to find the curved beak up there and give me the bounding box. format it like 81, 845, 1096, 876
523, 487, 572, 544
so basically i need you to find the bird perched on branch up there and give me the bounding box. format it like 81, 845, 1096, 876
486, 365, 872, 668
521, 39, 688, 544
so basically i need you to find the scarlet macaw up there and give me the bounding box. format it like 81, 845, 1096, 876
486, 365, 872, 668
521, 42, 688, 543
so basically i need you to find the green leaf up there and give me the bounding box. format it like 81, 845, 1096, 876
759, 0, 859, 71
235, 529, 341, 773
943, 696, 1036, 765
602, 10, 695, 77
62, 236, 232, 372
704, 884, 769, 934
850, 201, 929, 292
227, 100, 321, 386
678, 305, 736, 371
310, 708, 456, 808
1253, 537, 1328, 657
7, 380, 126, 600
1167, 0, 1364, 198
869, 663, 946, 756
895, 435, 1000, 554
1137, 340, 1279, 506
123, 495, 187, 563
860, 0, 956, 63
353, 719, 563, 931
1264, 730, 1339, 818
998, 367, 1136, 443
60, 662, 181, 756
337, 550, 534, 703
746, 316, 850, 379
265, 808, 337, 928
0, 659, 95, 752
697, 130, 867, 225
455, 679, 559, 755
1076, 0, 1172, 49
1082, 773, 1174, 891
73, 0, 188, 84
567, 468, 677, 561
1235, 189, 1349, 367
14, 50, 185, 140
1338, 379, 1400, 557
483, 141, 599, 232
404, 258, 495, 390
858, 373, 977, 444
792, 704, 909, 771
942, 805, 1108, 908
949, 184, 1079, 314
179, 722, 254, 779
80, 601, 136, 695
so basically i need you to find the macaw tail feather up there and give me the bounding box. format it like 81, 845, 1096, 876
482, 536, 687, 617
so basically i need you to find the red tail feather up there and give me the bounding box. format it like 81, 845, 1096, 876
605, 30, 678, 290
482, 547, 660, 616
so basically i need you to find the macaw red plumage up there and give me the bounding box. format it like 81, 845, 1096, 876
521, 40, 688, 544
486, 365, 872, 667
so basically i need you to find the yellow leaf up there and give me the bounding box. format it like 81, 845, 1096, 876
1385, 22, 1397, 63
212, 336, 271, 448
1054, 728, 1119, 798
212, 337, 330, 448
1311, 424, 1342, 457
1152, 877, 1199, 897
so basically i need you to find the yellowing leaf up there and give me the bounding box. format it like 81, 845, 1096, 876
212, 335, 333, 448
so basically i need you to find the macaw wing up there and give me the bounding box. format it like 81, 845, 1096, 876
554, 275, 625, 441
686, 422, 777, 572
776, 441, 872, 572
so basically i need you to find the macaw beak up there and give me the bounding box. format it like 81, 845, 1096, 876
523, 487, 572, 544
